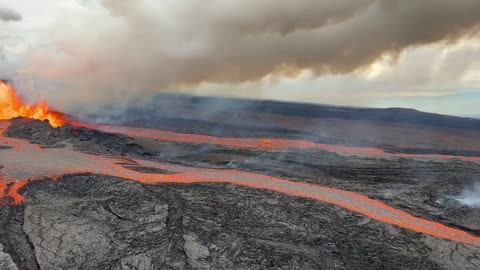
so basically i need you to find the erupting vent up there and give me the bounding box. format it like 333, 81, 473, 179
0, 81, 65, 127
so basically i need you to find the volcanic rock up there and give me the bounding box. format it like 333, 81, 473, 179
0, 243, 19, 270
2, 98, 480, 269
15, 175, 451, 269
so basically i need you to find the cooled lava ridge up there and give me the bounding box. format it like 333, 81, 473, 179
72, 122, 480, 163
1, 120, 480, 247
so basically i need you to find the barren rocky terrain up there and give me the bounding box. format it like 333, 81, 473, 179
1, 97, 480, 269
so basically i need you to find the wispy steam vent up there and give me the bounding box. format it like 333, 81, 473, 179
454, 182, 480, 208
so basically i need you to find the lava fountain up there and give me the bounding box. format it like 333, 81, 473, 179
0, 81, 65, 127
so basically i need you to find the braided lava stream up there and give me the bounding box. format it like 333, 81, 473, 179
72, 122, 480, 163
1, 121, 480, 247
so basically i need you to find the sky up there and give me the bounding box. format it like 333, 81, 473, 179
1, 0, 480, 116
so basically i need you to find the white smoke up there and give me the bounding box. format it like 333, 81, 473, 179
454, 182, 480, 208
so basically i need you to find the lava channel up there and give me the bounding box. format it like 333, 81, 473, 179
1, 120, 480, 247
72, 122, 480, 163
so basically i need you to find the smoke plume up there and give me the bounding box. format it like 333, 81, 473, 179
0, 5, 21, 22
20, 0, 480, 109
454, 182, 480, 208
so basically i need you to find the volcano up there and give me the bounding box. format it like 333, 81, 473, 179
0, 83, 480, 269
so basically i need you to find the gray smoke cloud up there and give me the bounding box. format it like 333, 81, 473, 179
20, 0, 480, 108
0, 6, 21, 22
0, 5, 21, 78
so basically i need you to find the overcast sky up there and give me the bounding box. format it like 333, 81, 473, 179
1, 0, 480, 116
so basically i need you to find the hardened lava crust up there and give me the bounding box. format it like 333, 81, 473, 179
1, 98, 480, 270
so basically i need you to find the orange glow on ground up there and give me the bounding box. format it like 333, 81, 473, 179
1, 83, 479, 247
1, 120, 480, 247
72, 122, 480, 163
0, 81, 65, 127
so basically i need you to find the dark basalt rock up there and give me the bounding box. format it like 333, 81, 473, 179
14, 175, 445, 269
1, 115, 480, 269
4, 119, 146, 156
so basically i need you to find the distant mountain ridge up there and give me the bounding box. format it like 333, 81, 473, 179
462, 114, 480, 119
142, 94, 480, 130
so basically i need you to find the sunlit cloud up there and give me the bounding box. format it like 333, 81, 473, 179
0, 0, 479, 115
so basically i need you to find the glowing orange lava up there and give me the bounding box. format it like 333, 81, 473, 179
2, 120, 480, 247
1, 84, 480, 247
0, 81, 65, 127
72, 122, 480, 163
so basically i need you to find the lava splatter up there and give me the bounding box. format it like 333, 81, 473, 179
0, 81, 65, 127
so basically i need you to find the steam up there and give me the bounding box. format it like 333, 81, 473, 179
454, 182, 480, 208
17, 0, 480, 109
0, 5, 20, 79
0, 5, 21, 22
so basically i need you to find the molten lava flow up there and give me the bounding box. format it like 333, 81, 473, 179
1, 88, 480, 247
2, 120, 480, 247
72, 122, 480, 163
0, 81, 65, 127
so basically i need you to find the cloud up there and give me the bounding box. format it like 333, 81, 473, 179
0, 4, 22, 77
15, 0, 480, 109
0, 5, 21, 22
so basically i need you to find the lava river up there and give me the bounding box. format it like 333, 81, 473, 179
72, 122, 480, 163
1, 121, 480, 247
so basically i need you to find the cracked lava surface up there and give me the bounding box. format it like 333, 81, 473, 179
1, 120, 480, 247
73, 122, 480, 163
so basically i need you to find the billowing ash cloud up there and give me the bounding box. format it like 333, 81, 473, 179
22, 0, 480, 107
0, 6, 21, 22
